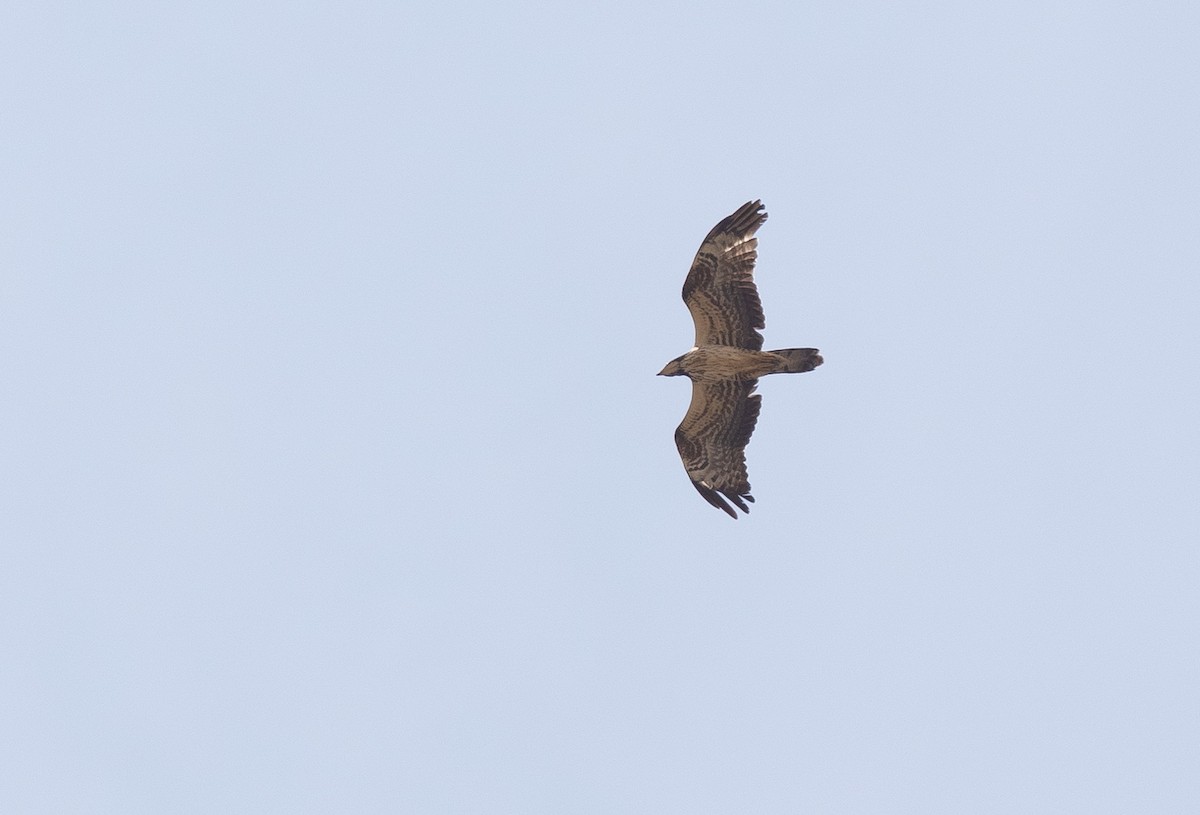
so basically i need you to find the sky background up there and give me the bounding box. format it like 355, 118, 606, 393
4, 1, 1199, 812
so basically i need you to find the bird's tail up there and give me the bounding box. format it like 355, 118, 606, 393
768, 348, 823, 374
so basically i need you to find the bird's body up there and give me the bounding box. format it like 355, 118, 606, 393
658, 200, 823, 519
661, 346, 815, 382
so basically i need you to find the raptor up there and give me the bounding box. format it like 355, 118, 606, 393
658, 200, 823, 518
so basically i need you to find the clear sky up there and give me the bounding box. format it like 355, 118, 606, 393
4, 1, 1199, 812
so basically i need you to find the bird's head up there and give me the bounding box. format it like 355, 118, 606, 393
657, 357, 686, 377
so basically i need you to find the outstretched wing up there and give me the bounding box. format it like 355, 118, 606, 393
681, 200, 767, 351
673, 378, 761, 519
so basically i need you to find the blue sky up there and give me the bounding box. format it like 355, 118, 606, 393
4, 1, 1199, 812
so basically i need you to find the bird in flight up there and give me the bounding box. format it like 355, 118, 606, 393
658, 200, 823, 518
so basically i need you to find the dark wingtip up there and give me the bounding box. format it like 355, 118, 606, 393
703, 200, 767, 242
690, 479, 753, 519
725, 490, 752, 514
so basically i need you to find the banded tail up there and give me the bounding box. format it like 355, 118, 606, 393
768, 348, 823, 374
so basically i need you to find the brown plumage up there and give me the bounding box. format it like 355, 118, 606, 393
658, 201, 823, 519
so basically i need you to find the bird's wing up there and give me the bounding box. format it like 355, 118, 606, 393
682, 200, 767, 351
673, 378, 761, 518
